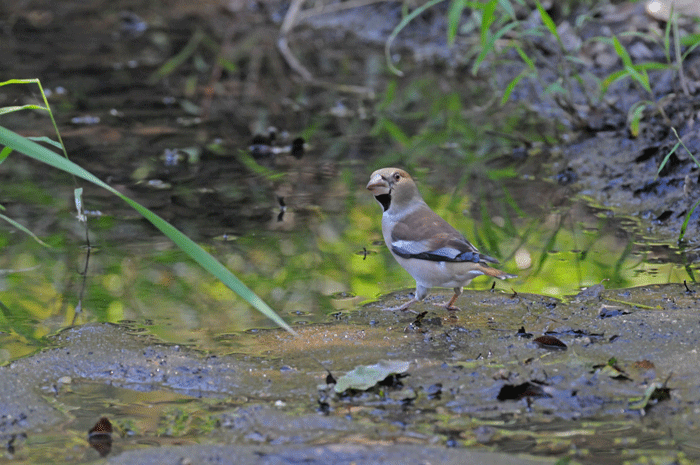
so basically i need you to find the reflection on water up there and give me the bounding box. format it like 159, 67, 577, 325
0, 3, 694, 364
0, 156, 693, 361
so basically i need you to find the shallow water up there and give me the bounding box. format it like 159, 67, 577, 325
0, 2, 698, 464
1, 155, 693, 362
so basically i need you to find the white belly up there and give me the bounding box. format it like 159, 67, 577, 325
393, 254, 484, 289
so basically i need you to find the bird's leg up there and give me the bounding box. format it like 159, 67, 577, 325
383, 286, 425, 312
434, 287, 462, 311
383, 297, 418, 313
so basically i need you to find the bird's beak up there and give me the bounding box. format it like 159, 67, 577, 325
366, 173, 390, 195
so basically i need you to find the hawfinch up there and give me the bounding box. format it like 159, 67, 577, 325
367, 168, 516, 311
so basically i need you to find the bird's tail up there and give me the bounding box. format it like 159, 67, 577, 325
477, 264, 517, 280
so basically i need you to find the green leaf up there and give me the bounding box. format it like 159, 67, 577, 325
672, 127, 700, 170
0, 125, 296, 335
497, 0, 516, 20
234, 150, 285, 180
624, 66, 651, 93
0, 79, 69, 160
628, 382, 671, 411
601, 70, 628, 95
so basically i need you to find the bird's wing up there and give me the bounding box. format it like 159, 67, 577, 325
390, 206, 498, 264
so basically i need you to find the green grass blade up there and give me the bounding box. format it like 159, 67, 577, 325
514, 44, 536, 70
601, 69, 627, 95
447, 0, 467, 45
656, 141, 680, 179
28, 136, 64, 150
502, 71, 526, 104
534, 0, 561, 46
0, 104, 48, 116
0, 125, 297, 335
612, 35, 633, 67
672, 127, 700, 170
679, 197, 700, 242
375, 118, 411, 146
0, 146, 11, 164
385, 0, 446, 76
627, 101, 647, 138
149, 29, 204, 84
0, 213, 51, 247
0, 79, 69, 160
625, 66, 651, 93
497, 0, 516, 21
471, 21, 519, 75
480, 0, 498, 46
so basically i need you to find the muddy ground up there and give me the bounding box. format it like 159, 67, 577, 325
2, 284, 700, 463
2, 0, 700, 464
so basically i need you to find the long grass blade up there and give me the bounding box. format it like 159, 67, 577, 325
679, 197, 700, 242
0, 213, 51, 247
385, 0, 446, 76
0, 125, 297, 335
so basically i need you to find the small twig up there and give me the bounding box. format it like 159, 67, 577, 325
277, 0, 375, 96
295, 0, 390, 23
277, 35, 314, 81
280, 0, 305, 36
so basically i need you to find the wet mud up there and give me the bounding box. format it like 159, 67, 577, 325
2, 283, 699, 463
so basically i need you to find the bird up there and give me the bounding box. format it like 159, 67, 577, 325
366, 168, 516, 311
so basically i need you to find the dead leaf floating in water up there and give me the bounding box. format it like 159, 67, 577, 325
533, 335, 567, 350
88, 417, 113, 457
334, 360, 411, 393
634, 360, 655, 370
497, 382, 551, 401
593, 358, 632, 381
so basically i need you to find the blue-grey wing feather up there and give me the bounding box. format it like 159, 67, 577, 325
390, 206, 499, 263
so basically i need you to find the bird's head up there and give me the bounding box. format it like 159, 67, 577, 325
366, 168, 419, 212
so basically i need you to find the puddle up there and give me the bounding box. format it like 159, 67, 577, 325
1, 163, 692, 362
1, 1, 699, 464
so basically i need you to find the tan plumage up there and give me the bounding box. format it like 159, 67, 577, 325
367, 168, 516, 311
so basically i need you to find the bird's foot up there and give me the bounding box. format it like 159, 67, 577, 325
433, 301, 460, 311
382, 298, 418, 313
433, 292, 460, 311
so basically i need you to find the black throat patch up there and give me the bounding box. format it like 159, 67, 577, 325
375, 194, 391, 212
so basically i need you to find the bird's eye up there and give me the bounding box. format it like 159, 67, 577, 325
393, 172, 401, 181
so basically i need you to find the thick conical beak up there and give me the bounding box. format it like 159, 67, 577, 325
366, 173, 390, 195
